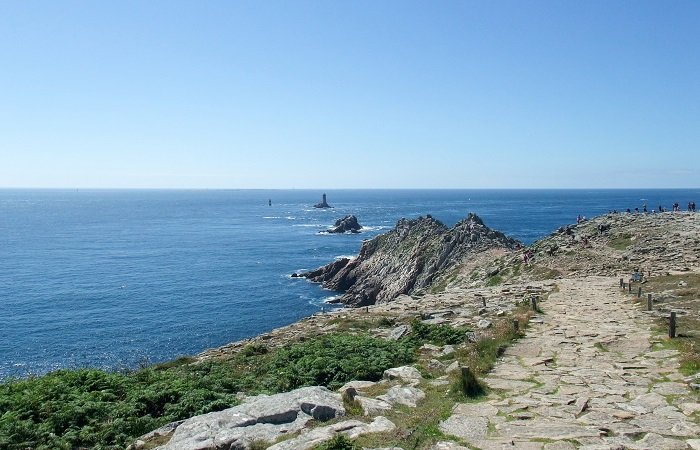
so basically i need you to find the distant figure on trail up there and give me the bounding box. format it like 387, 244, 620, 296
689, 202, 693, 212
577, 214, 582, 224
634, 207, 639, 212
658, 205, 664, 213
692, 202, 696, 212
643, 204, 647, 213
626, 208, 631, 213
673, 202, 680, 211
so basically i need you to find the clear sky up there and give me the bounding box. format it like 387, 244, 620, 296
1, 1, 698, 189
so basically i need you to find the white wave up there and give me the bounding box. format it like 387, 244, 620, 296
292, 224, 325, 228
334, 255, 356, 260
360, 225, 390, 232
285, 216, 297, 220
262, 216, 281, 219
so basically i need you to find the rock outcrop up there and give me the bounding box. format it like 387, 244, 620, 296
301, 213, 520, 306
314, 193, 332, 208
327, 215, 362, 233
150, 386, 344, 450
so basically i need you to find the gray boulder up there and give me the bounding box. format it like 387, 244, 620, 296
327, 215, 362, 233
388, 324, 409, 340
383, 366, 423, 382
152, 386, 344, 450
377, 386, 426, 407
267, 416, 395, 450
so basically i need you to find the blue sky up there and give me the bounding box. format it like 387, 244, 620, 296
1, 1, 698, 188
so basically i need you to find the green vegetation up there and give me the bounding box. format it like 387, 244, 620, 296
408, 320, 469, 346
451, 366, 485, 398
265, 334, 415, 391
645, 273, 700, 376
524, 264, 561, 281
314, 434, 362, 450
326, 315, 397, 332
594, 342, 609, 352
609, 233, 633, 250
485, 274, 503, 286
429, 267, 461, 294
454, 313, 526, 376
353, 312, 532, 449
0, 365, 239, 450
350, 384, 453, 450
0, 320, 471, 450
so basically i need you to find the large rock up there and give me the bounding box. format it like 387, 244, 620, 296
377, 385, 426, 407
327, 215, 362, 233
355, 396, 393, 415
302, 213, 520, 306
383, 366, 423, 382
152, 386, 344, 450
266, 416, 395, 450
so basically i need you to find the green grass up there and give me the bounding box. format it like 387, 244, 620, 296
351, 384, 454, 450
594, 342, 609, 352
407, 320, 470, 347
486, 274, 503, 286
609, 233, 633, 250
454, 311, 530, 376
314, 434, 362, 450
429, 267, 461, 294
644, 274, 700, 377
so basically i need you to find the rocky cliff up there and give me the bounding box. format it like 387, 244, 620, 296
301, 213, 520, 306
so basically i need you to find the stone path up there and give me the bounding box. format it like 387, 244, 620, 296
439, 276, 700, 450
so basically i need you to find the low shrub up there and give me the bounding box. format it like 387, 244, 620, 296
0, 332, 416, 449
407, 320, 469, 346
314, 434, 362, 450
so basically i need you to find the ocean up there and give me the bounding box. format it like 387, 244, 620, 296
1, 188, 698, 380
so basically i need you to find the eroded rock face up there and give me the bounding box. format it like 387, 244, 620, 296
327, 215, 362, 233
152, 386, 344, 450
301, 213, 520, 306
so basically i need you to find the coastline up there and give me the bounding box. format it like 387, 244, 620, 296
2, 210, 700, 450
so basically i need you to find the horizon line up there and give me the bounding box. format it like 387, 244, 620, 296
1, 186, 699, 191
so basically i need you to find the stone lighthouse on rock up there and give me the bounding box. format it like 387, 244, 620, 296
314, 193, 332, 208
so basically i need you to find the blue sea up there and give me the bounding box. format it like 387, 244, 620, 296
1, 189, 698, 380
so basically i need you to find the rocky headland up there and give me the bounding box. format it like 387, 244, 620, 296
132, 212, 700, 450
301, 213, 520, 306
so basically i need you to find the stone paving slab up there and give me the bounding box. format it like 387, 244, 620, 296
439, 277, 700, 448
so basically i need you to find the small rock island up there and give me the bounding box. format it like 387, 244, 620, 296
327, 215, 362, 233
313, 193, 332, 208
